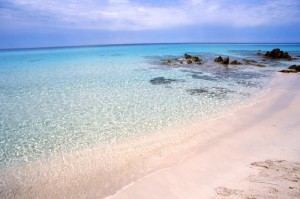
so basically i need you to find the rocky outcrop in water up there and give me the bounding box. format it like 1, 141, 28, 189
214, 56, 223, 63
264, 48, 292, 60
184, 53, 192, 59
185, 54, 201, 64
187, 59, 193, 64
288, 65, 300, 71
191, 56, 201, 62
214, 56, 229, 65
279, 65, 300, 73
162, 54, 202, 67
222, 57, 229, 65
230, 60, 242, 65
243, 59, 257, 64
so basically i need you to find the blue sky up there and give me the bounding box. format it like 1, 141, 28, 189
1, 0, 300, 49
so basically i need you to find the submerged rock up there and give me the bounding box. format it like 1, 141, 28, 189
180, 70, 203, 75
256, 63, 266, 67
186, 87, 234, 98
190, 74, 203, 79
243, 59, 258, 65
214, 68, 266, 80
186, 88, 208, 95
190, 74, 217, 81
279, 69, 298, 73
243, 59, 266, 67
256, 50, 263, 56
237, 80, 260, 88
162, 59, 172, 64
264, 48, 292, 60
231, 60, 242, 65
162, 59, 178, 67
150, 77, 181, 85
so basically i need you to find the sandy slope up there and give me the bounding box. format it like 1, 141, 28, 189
109, 73, 300, 199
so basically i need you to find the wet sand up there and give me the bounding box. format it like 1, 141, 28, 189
109, 73, 300, 199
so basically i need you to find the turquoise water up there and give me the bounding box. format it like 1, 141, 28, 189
1, 43, 300, 167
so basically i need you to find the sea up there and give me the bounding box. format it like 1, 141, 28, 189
0, 43, 300, 198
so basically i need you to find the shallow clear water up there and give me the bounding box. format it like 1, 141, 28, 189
1, 43, 300, 167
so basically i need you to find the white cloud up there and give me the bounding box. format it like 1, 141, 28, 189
3, 0, 300, 30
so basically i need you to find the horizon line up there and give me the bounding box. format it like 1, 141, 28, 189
1, 42, 300, 51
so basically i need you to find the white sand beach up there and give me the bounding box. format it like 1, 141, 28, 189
109, 73, 300, 199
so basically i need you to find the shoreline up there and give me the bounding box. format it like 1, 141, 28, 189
1, 72, 299, 198
109, 72, 300, 199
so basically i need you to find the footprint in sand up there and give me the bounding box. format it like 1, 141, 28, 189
214, 160, 300, 199
215, 187, 237, 197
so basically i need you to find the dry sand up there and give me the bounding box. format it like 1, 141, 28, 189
109, 73, 300, 199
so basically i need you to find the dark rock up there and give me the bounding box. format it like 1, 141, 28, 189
264, 48, 291, 60
191, 74, 202, 79
162, 59, 176, 66
150, 77, 179, 85
214, 56, 229, 64
279, 69, 298, 73
243, 59, 258, 65
221, 57, 229, 65
288, 65, 300, 72
278, 64, 300, 73
191, 56, 201, 62
256, 63, 266, 67
231, 60, 242, 65
162, 54, 202, 66
184, 54, 192, 59
214, 56, 223, 63
162, 58, 183, 67
162, 60, 170, 64
186, 59, 193, 64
